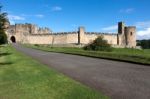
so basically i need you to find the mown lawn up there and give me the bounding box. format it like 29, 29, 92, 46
25, 44, 150, 65
0, 45, 108, 99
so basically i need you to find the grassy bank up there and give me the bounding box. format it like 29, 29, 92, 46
0, 45, 108, 99
25, 44, 150, 65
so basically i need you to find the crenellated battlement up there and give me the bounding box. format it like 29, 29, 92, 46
9, 23, 52, 35
52, 32, 78, 35
85, 32, 117, 35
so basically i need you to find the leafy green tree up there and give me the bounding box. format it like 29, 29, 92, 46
84, 36, 112, 51
137, 40, 150, 49
0, 5, 9, 44
0, 30, 7, 44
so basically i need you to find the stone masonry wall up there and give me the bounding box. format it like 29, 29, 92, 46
6, 22, 137, 48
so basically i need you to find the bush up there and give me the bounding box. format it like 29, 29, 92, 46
34, 44, 40, 47
84, 36, 112, 51
137, 39, 150, 49
0, 30, 7, 45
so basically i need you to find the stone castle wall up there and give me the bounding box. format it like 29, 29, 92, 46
22, 33, 79, 44
84, 33, 118, 45
6, 22, 137, 48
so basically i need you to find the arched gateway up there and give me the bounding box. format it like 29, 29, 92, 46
10, 36, 16, 43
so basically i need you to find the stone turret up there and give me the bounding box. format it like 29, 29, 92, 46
78, 26, 85, 44
117, 22, 126, 46
125, 26, 136, 47
117, 22, 136, 48
118, 22, 125, 34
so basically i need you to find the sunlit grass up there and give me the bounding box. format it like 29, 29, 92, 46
25, 44, 150, 65
0, 45, 108, 99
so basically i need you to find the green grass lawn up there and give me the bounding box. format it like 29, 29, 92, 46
25, 44, 150, 65
0, 45, 108, 99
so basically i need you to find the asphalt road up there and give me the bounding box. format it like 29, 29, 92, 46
13, 44, 150, 99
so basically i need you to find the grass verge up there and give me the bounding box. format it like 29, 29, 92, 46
0, 45, 108, 99
25, 44, 150, 65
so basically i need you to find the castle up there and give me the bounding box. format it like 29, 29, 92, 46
6, 22, 136, 48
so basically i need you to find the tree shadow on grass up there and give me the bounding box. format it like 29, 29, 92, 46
0, 62, 13, 66
0, 53, 12, 57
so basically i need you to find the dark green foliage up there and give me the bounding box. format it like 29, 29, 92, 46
0, 5, 8, 30
137, 40, 150, 49
84, 36, 112, 51
34, 44, 40, 47
0, 30, 7, 44
0, 5, 8, 44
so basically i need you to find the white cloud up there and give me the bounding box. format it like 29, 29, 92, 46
102, 25, 118, 31
52, 6, 62, 11
8, 15, 25, 20
120, 8, 134, 13
3, 10, 12, 14
8, 15, 25, 24
137, 28, 150, 36
35, 14, 44, 18
137, 28, 150, 40
135, 21, 150, 29
134, 21, 150, 39
9, 20, 15, 25
21, 14, 44, 18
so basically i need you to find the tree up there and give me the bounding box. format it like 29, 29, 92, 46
0, 5, 9, 44
137, 39, 150, 49
84, 36, 112, 51
0, 30, 7, 44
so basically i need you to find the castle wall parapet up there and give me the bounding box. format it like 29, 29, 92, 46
52, 32, 78, 35
85, 32, 117, 35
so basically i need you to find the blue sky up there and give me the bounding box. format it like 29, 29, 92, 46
1, 0, 150, 39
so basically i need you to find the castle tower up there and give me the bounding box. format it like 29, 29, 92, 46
30, 24, 38, 34
78, 27, 85, 44
117, 22, 126, 46
118, 22, 125, 34
124, 26, 136, 48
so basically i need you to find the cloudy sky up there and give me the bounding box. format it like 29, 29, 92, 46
1, 0, 150, 39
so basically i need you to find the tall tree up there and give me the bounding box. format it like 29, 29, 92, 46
0, 5, 9, 44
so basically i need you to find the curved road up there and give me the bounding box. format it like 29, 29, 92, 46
13, 44, 150, 99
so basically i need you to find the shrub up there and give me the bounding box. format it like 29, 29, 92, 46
0, 30, 7, 45
34, 44, 40, 47
84, 36, 112, 51
137, 39, 150, 49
